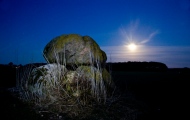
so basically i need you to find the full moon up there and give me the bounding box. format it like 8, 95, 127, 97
127, 43, 137, 51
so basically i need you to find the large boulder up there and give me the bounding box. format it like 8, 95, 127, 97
17, 34, 114, 115
43, 34, 107, 65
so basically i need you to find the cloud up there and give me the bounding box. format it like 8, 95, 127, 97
101, 45, 190, 68
140, 30, 159, 44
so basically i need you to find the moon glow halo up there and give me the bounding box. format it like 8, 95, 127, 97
127, 43, 137, 52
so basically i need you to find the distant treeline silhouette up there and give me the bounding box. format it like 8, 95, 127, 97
106, 61, 168, 71
0, 62, 46, 87
0, 63, 17, 87
1, 61, 190, 88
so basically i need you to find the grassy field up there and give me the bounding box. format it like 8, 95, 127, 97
0, 69, 189, 120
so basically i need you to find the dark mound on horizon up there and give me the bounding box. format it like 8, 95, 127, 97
106, 61, 168, 72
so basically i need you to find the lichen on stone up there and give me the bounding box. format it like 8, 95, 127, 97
43, 34, 107, 65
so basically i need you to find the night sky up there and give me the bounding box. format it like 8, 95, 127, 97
0, 0, 190, 68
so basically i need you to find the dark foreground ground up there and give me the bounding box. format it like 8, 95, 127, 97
0, 68, 189, 120
111, 69, 189, 120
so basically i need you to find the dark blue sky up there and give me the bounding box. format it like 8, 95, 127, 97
0, 0, 190, 68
